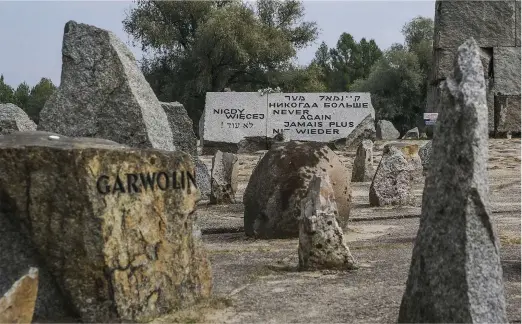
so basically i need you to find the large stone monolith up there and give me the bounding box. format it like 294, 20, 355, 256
398, 39, 507, 323
38, 21, 175, 151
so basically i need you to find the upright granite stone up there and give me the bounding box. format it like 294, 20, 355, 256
0, 132, 211, 323
369, 145, 415, 207
210, 150, 239, 204
0, 103, 37, 134
298, 176, 357, 271
351, 140, 374, 182
195, 158, 211, 200
376, 120, 400, 140
244, 141, 352, 239
161, 102, 197, 156
0, 268, 39, 324
38, 21, 175, 151
418, 141, 432, 176
398, 39, 507, 323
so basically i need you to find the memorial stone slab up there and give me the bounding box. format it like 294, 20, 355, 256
202, 92, 267, 144
202, 92, 375, 148
267, 92, 374, 142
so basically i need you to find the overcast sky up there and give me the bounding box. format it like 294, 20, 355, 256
0, 1, 435, 88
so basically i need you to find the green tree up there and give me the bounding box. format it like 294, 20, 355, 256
311, 34, 382, 92
13, 82, 30, 110
401, 16, 434, 119
350, 16, 434, 132
0, 75, 14, 104
26, 78, 56, 124
123, 0, 318, 127
351, 45, 424, 132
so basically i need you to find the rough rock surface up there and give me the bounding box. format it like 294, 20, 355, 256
332, 114, 376, 151
0, 103, 37, 134
398, 39, 508, 323
376, 120, 400, 140
369, 145, 415, 207
351, 139, 374, 182
0, 132, 211, 322
298, 176, 357, 271
434, 1, 516, 49
0, 166, 77, 322
494, 94, 521, 136
161, 102, 197, 156
0, 268, 39, 324
402, 127, 419, 139
418, 141, 432, 176
237, 136, 269, 153
244, 141, 352, 239
395, 143, 423, 177
210, 150, 239, 204
195, 158, 211, 199
38, 21, 174, 151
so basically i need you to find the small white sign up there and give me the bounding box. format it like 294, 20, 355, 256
423, 113, 438, 120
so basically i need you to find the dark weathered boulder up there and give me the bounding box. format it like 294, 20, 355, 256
298, 176, 357, 271
38, 21, 174, 151
376, 120, 400, 140
244, 141, 351, 239
351, 139, 374, 182
399, 39, 507, 323
161, 102, 197, 156
0, 132, 211, 323
0, 103, 36, 135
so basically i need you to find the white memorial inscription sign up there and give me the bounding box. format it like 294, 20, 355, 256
202, 92, 375, 143
203, 92, 267, 143
268, 93, 374, 141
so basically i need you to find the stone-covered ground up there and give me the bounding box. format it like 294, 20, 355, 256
156, 139, 521, 323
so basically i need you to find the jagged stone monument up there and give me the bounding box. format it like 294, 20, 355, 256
298, 176, 357, 271
38, 21, 175, 151
398, 39, 507, 323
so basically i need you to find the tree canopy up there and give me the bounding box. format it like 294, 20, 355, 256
123, 0, 319, 122
0, 76, 56, 124
1, 5, 434, 133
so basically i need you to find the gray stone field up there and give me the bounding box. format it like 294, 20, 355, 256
160, 138, 521, 323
